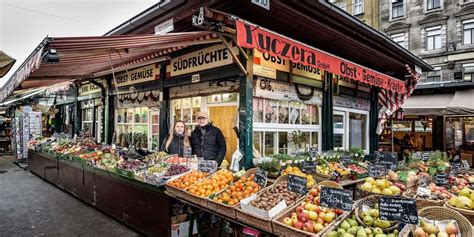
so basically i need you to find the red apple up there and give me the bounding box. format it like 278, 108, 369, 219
303, 222, 314, 232
318, 212, 326, 220
316, 218, 325, 225
306, 195, 315, 202
335, 209, 344, 215
313, 197, 320, 206
314, 206, 322, 214
293, 221, 304, 230
292, 216, 298, 226
296, 206, 304, 213
309, 189, 319, 196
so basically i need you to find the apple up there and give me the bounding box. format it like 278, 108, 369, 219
316, 218, 325, 225
294, 221, 304, 230
313, 197, 320, 206
305, 203, 313, 211
296, 206, 304, 213
318, 212, 326, 220
309, 189, 319, 196
292, 217, 298, 226
303, 222, 314, 232
298, 213, 308, 223
302, 210, 309, 215
306, 195, 315, 202
314, 206, 322, 214
335, 209, 344, 215
291, 212, 298, 218
313, 223, 324, 233
324, 212, 336, 223
308, 211, 318, 221
283, 217, 293, 226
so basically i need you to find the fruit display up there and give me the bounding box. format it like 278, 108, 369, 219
279, 185, 343, 234
117, 159, 146, 172
281, 166, 315, 188
250, 181, 299, 210
187, 169, 234, 197
165, 156, 188, 165
325, 214, 399, 237
164, 164, 189, 177
255, 159, 281, 177
446, 187, 474, 210
96, 153, 119, 168
359, 177, 404, 196
212, 175, 261, 206
346, 163, 368, 175
449, 174, 474, 194
329, 162, 351, 177
357, 201, 397, 231
316, 161, 332, 176
414, 219, 459, 237
143, 151, 169, 164
405, 183, 455, 202
146, 164, 168, 176
167, 170, 209, 190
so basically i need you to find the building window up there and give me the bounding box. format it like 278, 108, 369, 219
426, 0, 441, 11
463, 64, 474, 81
422, 67, 442, 83
392, 0, 404, 19
353, 0, 364, 15
463, 20, 474, 45
391, 33, 407, 49
426, 26, 442, 50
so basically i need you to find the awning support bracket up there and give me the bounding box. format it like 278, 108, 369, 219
218, 35, 247, 75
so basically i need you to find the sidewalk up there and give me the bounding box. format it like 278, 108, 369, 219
0, 155, 140, 237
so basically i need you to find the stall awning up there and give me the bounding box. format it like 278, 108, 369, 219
0, 31, 220, 103
447, 89, 474, 115
402, 90, 474, 115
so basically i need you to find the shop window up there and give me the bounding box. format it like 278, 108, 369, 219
253, 98, 264, 123
415, 121, 432, 132
264, 132, 275, 156
463, 20, 474, 45
278, 101, 289, 124
311, 132, 319, 149
265, 99, 278, 123
253, 131, 263, 156
426, 0, 441, 11
391, 33, 407, 49
391, 0, 405, 19
334, 134, 344, 148
426, 26, 442, 50
463, 64, 474, 81
334, 114, 344, 129
349, 113, 367, 149
82, 108, 93, 132
289, 101, 301, 124
173, 97, 201, 130
278, 132, 288, 154
115, 107, 151, 149
353, 0, 364, 15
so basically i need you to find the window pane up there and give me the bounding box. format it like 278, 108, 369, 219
278, 101, 289, 124
253, 131, 262, 156
334, 114, 344, 129
465, 22, 474, 30
278, 132, 288, 154
434, 35, 441, 49
464, 30, 472, 44
312, 105, 319, 125
311, 132, 319, 149
265, 99, 278, 123
264, 132, 275, 156
253, 98, 264, 123
334, 134, 344, 148
301, 104, 311, 125
289, 101, 301, 124
427, 37, 434, 50
349, 113, 367, 149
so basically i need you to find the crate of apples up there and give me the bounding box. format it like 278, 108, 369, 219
275, 186, 345, 235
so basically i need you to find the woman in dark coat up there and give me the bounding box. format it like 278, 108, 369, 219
161, 121, 191, 157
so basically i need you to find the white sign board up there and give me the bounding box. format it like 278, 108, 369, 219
251, 0, 270, 10
154, 18, 174, 35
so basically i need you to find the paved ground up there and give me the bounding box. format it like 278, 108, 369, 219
0, 154, 141, 237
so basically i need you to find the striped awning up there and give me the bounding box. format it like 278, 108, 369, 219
0, 31, 219, 103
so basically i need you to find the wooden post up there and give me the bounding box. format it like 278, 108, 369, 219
159, 62, 169, 147
369, 87, 379, 153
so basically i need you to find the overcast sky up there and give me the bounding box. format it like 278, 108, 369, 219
0, 0, 157, 87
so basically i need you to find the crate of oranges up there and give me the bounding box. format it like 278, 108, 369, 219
207, 168, 263, 219
184, 169, 235, 207
166, 170, 209, 199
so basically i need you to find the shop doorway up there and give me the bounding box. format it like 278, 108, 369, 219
209, 106, 238, 162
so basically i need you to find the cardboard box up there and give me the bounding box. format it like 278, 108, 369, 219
239, 193, 287, 219
171, 220, 197, 237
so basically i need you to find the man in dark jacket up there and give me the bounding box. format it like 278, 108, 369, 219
191, 112, 227, 166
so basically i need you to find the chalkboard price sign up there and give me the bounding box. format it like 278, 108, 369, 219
287, 174, 307, 195
254, 168, 268, 188
434, 173, 448, 186
198, 160, 217, 173
368, 164, 387, 178
374, 152, 398, 170
451, 163, 461, 176
341, 155, 352, 165
421, 152, 431, 162
379, 197, 418, 224
320, 186, 353, 212
302, 161, 316, 172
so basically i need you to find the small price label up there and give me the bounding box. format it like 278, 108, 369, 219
320, 186, 353, 212
368, 165, 387, 178
302, 161, 316, 172
434, 173, 448, 186
253, 168, 268, 188
198, 160, 217, 173
287, 174, 307, 195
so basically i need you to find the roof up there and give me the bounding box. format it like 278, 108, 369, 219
0, 31, 219, 103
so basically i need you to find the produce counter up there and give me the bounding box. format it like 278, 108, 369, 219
27, 151, 172, 237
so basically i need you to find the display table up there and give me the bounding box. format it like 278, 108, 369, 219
27, 151, 172, 237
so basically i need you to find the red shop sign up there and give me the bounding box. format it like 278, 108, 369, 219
236, 20, 405, 94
